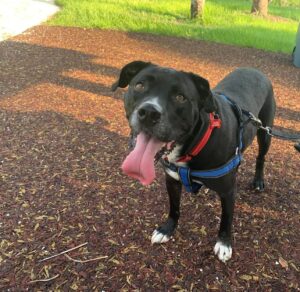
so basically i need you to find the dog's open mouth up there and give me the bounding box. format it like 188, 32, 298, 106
122, 132, 175, 185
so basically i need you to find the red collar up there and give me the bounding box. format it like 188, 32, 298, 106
177, 113, 222, 163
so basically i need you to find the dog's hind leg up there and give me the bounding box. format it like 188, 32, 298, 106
151, 173, 182, 244
252, 129, 271, 190
252, 92, 276, 191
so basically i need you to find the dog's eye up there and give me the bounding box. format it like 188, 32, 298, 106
175, 94, 186, 103
134, 82, 144, 92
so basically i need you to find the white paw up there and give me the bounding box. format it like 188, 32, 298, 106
214, 241, 232, 262
151, 229, 170, 244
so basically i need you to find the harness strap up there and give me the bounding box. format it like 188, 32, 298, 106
164, 151, 242, 194
170, 154, 242, 193
163, 93, 245, 193
222, 97, 300, 142
190, 153, 242, 178
178, 168, 193, 192
177, 113, 221, 162
218, 94, 244, 153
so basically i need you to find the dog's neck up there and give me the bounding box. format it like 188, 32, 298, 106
163, 110, 212, 167
179, 109, 211, 157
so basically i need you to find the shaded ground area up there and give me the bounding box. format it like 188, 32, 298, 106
0, 26, 299, 290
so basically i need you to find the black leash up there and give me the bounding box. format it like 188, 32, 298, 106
246, 112, 300, 141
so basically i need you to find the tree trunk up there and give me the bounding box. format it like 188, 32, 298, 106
251, 0, 268, 16
191, 0, 205, 19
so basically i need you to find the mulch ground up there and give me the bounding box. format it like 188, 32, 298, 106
0, 26, 299, 291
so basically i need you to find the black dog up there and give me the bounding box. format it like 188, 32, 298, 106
112, 61, 276, 262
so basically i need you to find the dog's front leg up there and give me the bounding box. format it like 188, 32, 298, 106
214, 185, 236, 262
151, 173, 182, 244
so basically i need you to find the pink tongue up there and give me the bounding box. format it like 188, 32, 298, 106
122, 132, 164, 185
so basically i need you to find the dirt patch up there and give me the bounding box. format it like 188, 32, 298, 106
0, 26, 299, 290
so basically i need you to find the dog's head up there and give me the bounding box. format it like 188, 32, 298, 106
112, 61, 217, 185
112, 61, 216, 144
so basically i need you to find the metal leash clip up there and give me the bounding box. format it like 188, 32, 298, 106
259, 125, 273, 136
248, 112, 262, 127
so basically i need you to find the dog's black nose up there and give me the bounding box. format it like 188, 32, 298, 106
138, 104, 161, 125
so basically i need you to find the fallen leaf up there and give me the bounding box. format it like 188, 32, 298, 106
240, 274, 252, 281
279, 257, 288, 269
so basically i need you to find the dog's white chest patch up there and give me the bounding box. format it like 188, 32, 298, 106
163, 145, 186, 181
162, 145, 205, 187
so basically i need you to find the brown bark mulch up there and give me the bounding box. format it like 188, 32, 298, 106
0, 26, 299, 291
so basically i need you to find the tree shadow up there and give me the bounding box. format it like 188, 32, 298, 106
0, 108, 130, 289
272, 107, 300, 138
0, 40, 120, 99
276, 106, 300, 122
0, 109, 127, 191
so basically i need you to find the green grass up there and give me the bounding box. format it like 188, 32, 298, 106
50, 0, 300, 54
272, 0, 300, 8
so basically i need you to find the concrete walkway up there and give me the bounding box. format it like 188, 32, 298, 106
0, 0, 59, 41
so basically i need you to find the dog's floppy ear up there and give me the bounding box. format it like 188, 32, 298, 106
111, 61, 152, 91
188, 73, 217, 113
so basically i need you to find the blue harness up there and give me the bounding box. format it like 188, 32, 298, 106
162, 94, 246, 193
